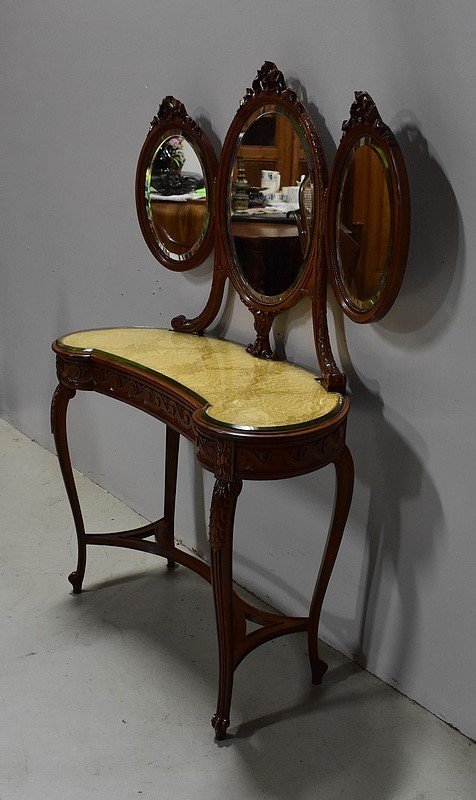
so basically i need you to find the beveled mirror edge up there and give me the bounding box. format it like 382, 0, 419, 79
217, 61, 327, 316
135, 95, 218, 273
326, 91, 411, 323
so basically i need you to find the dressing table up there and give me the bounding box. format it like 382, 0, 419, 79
51, 63, 409, 739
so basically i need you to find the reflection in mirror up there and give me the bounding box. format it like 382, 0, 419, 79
146, 135, 209, 261
228, 109, 313, 300
336, 137, 392, 309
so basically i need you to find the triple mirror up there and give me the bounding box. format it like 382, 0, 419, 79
136, 66, 409, 325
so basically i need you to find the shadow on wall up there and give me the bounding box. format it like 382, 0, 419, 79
159, 111, 454, 698
379, 115, 464, 343
323, 117, 458, 682
327, 309, 444, 683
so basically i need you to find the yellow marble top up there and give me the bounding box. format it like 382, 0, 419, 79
58, 328, 343, 431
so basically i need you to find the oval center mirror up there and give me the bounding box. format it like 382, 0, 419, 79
146, 134, 209, 262
228, 107, 314, 301
336, 136, 393, 309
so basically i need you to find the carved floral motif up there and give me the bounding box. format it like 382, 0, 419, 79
246, 309, 276, 359
341, 91, 395, 144
56, 358, 94, 389
56, 357, 194, 436
150, 95, 201, 136
216, 439, 234, 480
242, 61, 298, 107
208, 478, 242, 551
236, 427, 345, 474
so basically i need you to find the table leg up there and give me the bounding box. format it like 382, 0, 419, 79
209, 477, 242, 740
51, 384, 86, 594
308, 445, 354, 683
160, 426, 180, 569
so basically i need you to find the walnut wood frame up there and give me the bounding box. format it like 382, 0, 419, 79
327, 91, 411, 323
135, 95, 218, 272
51, 63, 357, 741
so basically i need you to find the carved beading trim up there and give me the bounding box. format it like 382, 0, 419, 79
150, 95, 201, 136
341, 91, 395, 144
313, 303, 347, 393
236, 427, 345, 476
91, 366, 194, 435
55, 356, 195, 437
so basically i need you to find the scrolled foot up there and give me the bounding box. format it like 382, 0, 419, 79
68, 571, 83, 594
311, 658, 328, 685
211, 714, 229, 740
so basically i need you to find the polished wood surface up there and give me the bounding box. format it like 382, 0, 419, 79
52, 63, 358, 741
52, 331, 351, 738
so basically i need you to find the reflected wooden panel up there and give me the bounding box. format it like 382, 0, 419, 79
327, 91, 410, 323
337, 141, 392, 307
150, 199, 207, 256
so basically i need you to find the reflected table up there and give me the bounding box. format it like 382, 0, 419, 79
231, 216, 301, 295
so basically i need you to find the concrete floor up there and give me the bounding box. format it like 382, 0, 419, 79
0, 419, 474, 800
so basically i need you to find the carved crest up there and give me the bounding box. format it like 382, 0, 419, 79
341, 91, 395, 143
150, 95, 200, 135
242, 61, 297, 107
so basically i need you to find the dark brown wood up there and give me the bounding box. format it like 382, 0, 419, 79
51, 384, 86, 593
161, 426, 180, 569
171, 248, 227, 333
50, 62, 361, 741
176, 61, 345, 390
135, 96, 218, 272
52, 334, 352, 736
308, 445, 354, 682
209, 476, 242, 740
327, 91, 411, 322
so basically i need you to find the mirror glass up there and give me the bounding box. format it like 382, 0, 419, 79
145, 134, 209, 262
336, 136, 393, 309
228, 108, 313, 301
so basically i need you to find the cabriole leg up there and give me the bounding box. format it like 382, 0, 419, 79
308, 445, 354, 683
209, 477, 242, 740
51, 384, 86, 594
161, 426, 180, 569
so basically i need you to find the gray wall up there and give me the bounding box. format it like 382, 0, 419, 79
2, 1, 475, 739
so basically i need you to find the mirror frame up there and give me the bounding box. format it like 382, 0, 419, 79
327, 92, 410, 323
216, 62, 328, 316
135, 96, 218, 272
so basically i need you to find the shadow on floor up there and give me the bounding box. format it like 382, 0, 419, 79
56, 564, 416, 800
